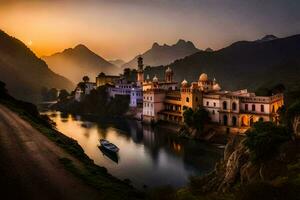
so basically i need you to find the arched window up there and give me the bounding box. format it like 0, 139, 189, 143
223, 101, 227, 110
223, 115, 228, 126
261, 105, 264, 112
232, 102, 237, 111
186, 97, 189, 102
259, 117, 264, 122
232, 116, 237, 126
252, 104, 255, 111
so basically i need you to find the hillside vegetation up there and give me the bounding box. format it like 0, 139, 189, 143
0, 30, 73, 103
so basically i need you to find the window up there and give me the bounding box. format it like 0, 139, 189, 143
223, 115, 228, 126
223, 101, 227, 110
206, 101, 209, 106
195, 97, 198, 102
212, 110, 215, 115
252, 104, 255, 111
261, 105, 264, 112
232, 102, 237, 111
232, 116, 237, 126
214, 102, 216, 107
245, 104, 248, 111
186, 97, 189, 102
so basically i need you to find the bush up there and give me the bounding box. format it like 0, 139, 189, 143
244, 121, 291, 162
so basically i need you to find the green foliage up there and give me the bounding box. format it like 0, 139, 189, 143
40, 87, 59, 101
58, 89, 69, 101
183, 108, 210, 132
82, 75, 90, 83
286, 100, 300, 127
244, 121, 291, 162
56, 85, 130, 117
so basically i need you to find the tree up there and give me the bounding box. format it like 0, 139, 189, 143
183, 107, 210, 133
286, 100, 300, 137
244, 121, 291, 162
77, 82, 86, 91
47, 88, 58, 101
82, 76, 90, 83
58, 89, 69, 101
183, 108, 194, 127
193, 108, 210, 132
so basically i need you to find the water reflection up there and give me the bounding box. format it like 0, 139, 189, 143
44, 111, 222, 188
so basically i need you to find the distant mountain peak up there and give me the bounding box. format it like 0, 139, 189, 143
43, 44, 121, 83
152, 42, 160, 49
257, 34, 278, 42
74, 44, 88, 50
123, 39, 199, 68
176, 39, 186, 45
205, 48, 214, 52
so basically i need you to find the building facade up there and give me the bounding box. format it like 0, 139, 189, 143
141, 70, 284, 134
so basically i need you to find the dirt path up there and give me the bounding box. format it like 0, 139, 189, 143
0, 104, 102, 200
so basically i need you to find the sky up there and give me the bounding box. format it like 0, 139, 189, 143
1, 0, 300, 61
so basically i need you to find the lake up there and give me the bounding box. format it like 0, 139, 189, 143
44, 111, 223, 189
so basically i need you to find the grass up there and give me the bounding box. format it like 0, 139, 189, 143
0, 99, 144, 200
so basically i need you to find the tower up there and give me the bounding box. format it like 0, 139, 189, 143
165, 67, 173, 83
137, 56, 144, 84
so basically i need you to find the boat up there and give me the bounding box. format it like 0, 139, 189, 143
98, 145, 119, 163
99, 139, 119, 153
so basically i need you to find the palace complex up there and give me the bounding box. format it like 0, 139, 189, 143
75, 56, 284, 134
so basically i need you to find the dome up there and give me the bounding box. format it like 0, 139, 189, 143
181, 79, 188, 86
199, 73, 208, 82
213, 83, 221, 91
153, 75, 158, 82
165, 66, 173, 73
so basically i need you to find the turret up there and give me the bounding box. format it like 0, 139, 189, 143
137, 56, 144, 84
165, 66, 173, 83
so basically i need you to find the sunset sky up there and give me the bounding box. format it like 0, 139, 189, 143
1, 0, 300, 61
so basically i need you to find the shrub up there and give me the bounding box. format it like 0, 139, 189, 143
244, 121, 291, 162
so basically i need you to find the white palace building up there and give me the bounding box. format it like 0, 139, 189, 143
75, 56, 284, 134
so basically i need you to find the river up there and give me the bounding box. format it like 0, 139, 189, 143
44, 111, 223, 189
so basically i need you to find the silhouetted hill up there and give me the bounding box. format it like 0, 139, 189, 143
144, 34, 300, 92
109, 59, 125, 68
123, 39, 200, 68
43, 44, 121, 83
0, 30, 74, 103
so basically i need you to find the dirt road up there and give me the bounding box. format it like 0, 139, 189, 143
0, 104, 102, 200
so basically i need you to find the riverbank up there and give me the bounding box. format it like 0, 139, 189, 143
0, 98, 143, 199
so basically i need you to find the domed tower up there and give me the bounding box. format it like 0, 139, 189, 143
165, 66, 174, 83
137, 56, 144, 84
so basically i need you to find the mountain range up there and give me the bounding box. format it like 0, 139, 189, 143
42, 44, 121, 83
143, 34, 300, 93
122, 39, 200, 68
0, 30, 73, 103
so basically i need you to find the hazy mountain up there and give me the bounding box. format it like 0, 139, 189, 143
0, 30, 74, 103
109, 59, 125, 67
43, 44, 121, 83
122, 39, 200, 68
143, 34, 300, 93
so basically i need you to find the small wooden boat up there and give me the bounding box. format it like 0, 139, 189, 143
99, 139, 119, 153
98, 145, 119, 163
